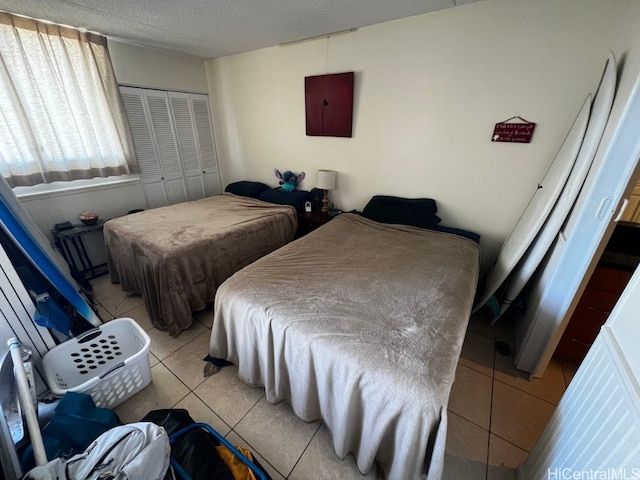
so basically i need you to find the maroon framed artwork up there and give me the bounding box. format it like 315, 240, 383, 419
305, 72, 354, 137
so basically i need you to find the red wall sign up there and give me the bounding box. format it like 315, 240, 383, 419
492, 117, 536, 143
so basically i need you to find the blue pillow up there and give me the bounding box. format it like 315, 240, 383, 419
362, 195, 441, 229
432, 225, 481, 244
259, 188, 312, 212
224, 181, 270, 199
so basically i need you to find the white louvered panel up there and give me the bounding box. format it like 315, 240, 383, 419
169, 93, 201, 176
119, 89, 162, 181
0, 243, 55, 394
203, 172, 222, 197
192, 96, 218, 171
185, 174, 205, 201
519, 330, 640, 479
119, 87, 217, 205
144, 92, 183, 178
141, 181, 168, 209
164, 177, 188, 205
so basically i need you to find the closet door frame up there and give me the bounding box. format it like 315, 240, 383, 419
119, 85, 221, 207
142, 89, 188, 205
119, 86, 169, 209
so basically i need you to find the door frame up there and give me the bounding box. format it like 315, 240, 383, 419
514, 55, 640, 376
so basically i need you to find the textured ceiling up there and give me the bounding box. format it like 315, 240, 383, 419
0, 0, 478, 58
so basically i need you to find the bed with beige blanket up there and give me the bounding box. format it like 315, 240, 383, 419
104, 193, 297, 336
209, 213, 480, 479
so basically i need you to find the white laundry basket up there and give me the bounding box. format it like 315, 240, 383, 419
42, 318, 151, 409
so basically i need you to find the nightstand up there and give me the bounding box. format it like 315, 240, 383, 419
296, 212, 333, 238
52, 219, 109, 280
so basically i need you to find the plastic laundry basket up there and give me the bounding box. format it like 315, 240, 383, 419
42, 318, 151, 409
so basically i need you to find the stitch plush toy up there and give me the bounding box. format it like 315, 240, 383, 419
275, 168, 305, 192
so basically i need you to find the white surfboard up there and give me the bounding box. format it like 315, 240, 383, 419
473, 94, 592, 312
492, 53, 616, 322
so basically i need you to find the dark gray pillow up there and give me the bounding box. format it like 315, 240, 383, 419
224, 181, 270, 199
258, 188, 311, 212
362, 195, 441, 229
432, 225, 480, 244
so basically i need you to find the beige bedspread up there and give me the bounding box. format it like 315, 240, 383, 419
210, 213, 480, 479
104, 194, 297, 336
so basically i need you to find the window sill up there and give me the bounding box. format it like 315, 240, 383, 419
14, 175, 142, 201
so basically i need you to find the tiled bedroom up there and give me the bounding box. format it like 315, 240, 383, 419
91, 276, 577, 480
2, 2, 639, 480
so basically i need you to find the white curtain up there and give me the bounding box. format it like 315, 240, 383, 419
0, 13, 138, 187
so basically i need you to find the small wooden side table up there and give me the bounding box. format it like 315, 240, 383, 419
296, 212, 334, 238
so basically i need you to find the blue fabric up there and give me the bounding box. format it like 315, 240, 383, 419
432, 225, 481, 244
362, 195, 441, 229
258, 188, 311, 212
34, 294, 71, 336
203, 355, 234, 368
20, 392, 121, 471
486, 295, 501, 317
224, 181, 270, 199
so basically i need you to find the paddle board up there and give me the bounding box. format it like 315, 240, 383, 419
0, 177, 100, 327
492, 53, 616, 322
473, 94, 592, 312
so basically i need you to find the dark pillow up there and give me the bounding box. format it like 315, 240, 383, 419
258, 188, 311, 212
224, 181, 270, 199
432, 225, 481, 244
362, 195, 441, 228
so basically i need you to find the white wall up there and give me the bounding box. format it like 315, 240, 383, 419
16, 178, 147, 265
109, 40, 208, 93
205, 0, 633, 272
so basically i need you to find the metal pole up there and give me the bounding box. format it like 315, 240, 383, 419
7, 338, 47, 466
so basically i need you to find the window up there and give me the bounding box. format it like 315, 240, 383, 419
0, 13, 138, 187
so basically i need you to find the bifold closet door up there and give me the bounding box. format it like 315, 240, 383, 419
120, 87, 187, 207
120, 87, 221, 207
144, 91, 188, 205
168, 92, 221, 200
190, 95, 221, 197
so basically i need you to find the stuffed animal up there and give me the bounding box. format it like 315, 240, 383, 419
275, 168, 305, 192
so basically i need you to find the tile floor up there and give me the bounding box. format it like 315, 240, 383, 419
89, 276, 579, 480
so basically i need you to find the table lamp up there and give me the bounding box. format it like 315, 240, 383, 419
316, 170, 337, 214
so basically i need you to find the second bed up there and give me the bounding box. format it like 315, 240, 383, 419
104, 193, 297, 336
209, 213, 480, 479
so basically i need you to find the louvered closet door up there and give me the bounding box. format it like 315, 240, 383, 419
144, 90, 187, 205
191, 96, 222, 197
119, 87, 168, 208
169, 92, 206, 201
120, 87, 221, 207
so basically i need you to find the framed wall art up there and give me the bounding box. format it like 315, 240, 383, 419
305, 72, 354, 137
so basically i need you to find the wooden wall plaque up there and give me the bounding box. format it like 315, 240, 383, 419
492, 116, 536, 143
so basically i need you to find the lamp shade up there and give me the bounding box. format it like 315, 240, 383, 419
316, 170, 337, 190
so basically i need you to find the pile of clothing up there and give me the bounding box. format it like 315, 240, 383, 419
20, 392, 269, 480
